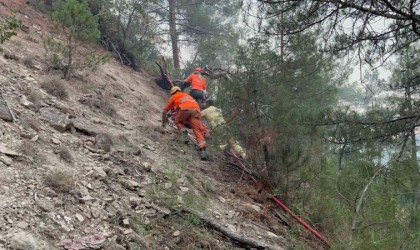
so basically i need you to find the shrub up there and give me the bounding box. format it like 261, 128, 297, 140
79, 94, 117, 117
44, 170, 75, 193
0, 15, 21, 51
41, 77, 69, 100
23, 56, 35, 68
24, 88, 43, 112
56, 147, 73, 163
27, 0, 54, 12
44, 0, 108, 79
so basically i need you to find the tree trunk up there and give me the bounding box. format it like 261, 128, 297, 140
348, 166, 384, 249
168, 0, 180, 69
64, 36, 74, 79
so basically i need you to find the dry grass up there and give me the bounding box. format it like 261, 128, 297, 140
19, 141, 39, 156
55, 147, 73, 163
25, 35, 39, 43
41, 76, 69, 100
23, 55, 35, 68
25, 88, 42, 104
24, 87, 43, 112
44, 170, 75, 193
79, 95, 117, 117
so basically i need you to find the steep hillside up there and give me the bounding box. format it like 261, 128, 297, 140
0, 1, 323, 250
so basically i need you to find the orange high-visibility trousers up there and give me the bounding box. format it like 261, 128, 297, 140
175, 108, 206, 149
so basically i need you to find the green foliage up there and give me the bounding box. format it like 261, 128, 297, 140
44, 0, 108, 78
147, 163, 208, 212
131, 214, 153, 236
315, 40, 420, 246
0, 15, 21, 51
180, 0, 241, 73
27, 0, 56, 12
216, 33, 340, 198
88, 0, 159, 70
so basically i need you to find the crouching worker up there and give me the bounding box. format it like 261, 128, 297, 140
162, 86, 208, 160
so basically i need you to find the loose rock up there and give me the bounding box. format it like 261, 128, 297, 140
94, 133, 112, 152
39, 107, 73, 133
121, 179, 140, 191
37, 198, 55, 212
179, 186, 189, 193
0, 155, 13, 166
0, 104, 13, 122
9, 231, 37, 250
30, 135, 39, 142
16, 221, 29, 229
218, 196, 226, 204
0, 143, 19, 156
20, 95, 33, 109
75, 213, 84, 223
129, 197, 142, 207
50, 138, 61, 145
93, 167, 107, 179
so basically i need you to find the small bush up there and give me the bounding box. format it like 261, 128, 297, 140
44, 170, 75, 193
0, 15, 21, 51
20, 141, 39, 156
45, 0, 108, 79
23, 56, 35, 68
24, 88, 43, 112
25, 35, 38, 43
79, 95, 117, 117
202, 180, 216, 194
27, 0, 53, 12
56, 147, 73, 163
41, 77, 69, 100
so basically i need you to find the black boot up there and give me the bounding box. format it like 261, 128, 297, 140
199, 148, 208, 160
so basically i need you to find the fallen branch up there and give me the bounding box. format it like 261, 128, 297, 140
202, 67, 233, 81
180, 208, 284, 250
1, 94, 17, 122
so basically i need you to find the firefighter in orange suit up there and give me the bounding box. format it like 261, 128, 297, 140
162, 86, 208, 160
185, 67, 206, 108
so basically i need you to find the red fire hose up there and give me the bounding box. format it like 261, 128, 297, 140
227, 149, 331, 248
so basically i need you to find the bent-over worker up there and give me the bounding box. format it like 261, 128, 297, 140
162, 86, 208, 160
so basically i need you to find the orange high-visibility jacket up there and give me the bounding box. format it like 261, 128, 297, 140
163, 92, 200, 113
185, 73, 206, 91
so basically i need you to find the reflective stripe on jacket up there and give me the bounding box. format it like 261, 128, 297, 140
163, 92, 200, 113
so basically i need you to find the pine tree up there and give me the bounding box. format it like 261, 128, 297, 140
91, 0, 159, 69
216, 32, 340, 201
45, 0, 108, 79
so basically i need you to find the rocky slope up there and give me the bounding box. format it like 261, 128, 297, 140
0, 1, 322, 249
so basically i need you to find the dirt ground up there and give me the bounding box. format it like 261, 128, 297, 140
0, 1, 326, 249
